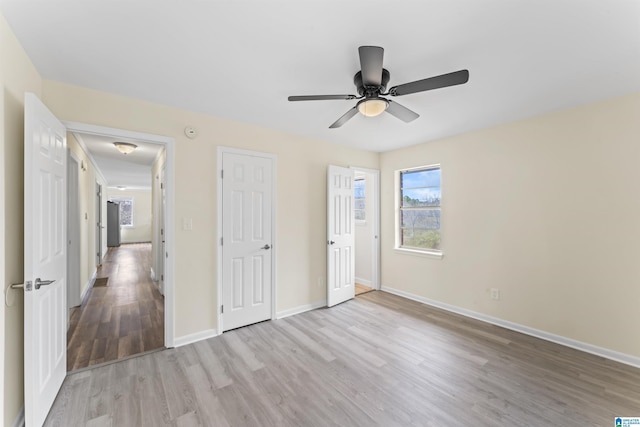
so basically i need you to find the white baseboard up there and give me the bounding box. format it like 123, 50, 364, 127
11, 406, 24, 427
276, 300, 326, 319
381, 286, 640, 369
355, 277, 372, 287
80, 269, 97, 302
173, 329, 219, 347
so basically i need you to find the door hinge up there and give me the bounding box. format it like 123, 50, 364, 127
221, 170, 224, 179
160, 183, 164, 190
161, 228, 164, 236
221, 305, 224, 314
220, 237, 223, 246
161, 274, 164, 281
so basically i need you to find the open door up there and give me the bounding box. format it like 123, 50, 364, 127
24, 93, 67, 426
327, 165, 355, 307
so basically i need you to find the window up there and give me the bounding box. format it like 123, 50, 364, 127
398, 166, 441, 252
354, 178, 366, 221
108, 197, 134, 227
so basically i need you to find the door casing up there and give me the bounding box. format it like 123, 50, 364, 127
63, 121, 176, 347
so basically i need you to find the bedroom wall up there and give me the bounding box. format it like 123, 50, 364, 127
42, 79, 380, 339
380, 92, 640, 360
0, 12, 42, 426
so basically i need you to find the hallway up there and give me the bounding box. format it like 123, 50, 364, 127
67, 243, 164, 371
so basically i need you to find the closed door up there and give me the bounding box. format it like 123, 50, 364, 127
24, 92, 67, 426
221, 152, 274, 331
327, 165, 355, 307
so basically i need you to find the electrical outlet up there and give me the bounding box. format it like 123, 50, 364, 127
490, 288, 500, 301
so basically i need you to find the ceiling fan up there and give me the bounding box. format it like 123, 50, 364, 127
288, 46, 469, 128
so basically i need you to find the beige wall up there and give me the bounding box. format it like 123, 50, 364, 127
42, 80, 380, 338
67, 134, 109, 299
107, 189, 153, 243
0, 12, 43, 426
380, 92, 640, 359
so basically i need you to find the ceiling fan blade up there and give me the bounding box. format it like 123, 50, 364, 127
329, 106, 358, 129
386, 100, 420, 123
389, 69, 469, 96
359, 46, 384, 86
288, 94, 356, 101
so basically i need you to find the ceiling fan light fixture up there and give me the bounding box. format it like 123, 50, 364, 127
357, 98, 388, 117
113, 142, 137, 155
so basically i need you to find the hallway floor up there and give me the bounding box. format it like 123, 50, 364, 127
67, 243, 164, 371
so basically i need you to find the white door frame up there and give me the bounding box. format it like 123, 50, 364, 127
350, 166, 381, 290
95, 182, 103, 265
216, 146, 277, 333
63, 121, 176, 347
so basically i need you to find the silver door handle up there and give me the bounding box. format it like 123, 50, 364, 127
261, 244, 271, 250
328, 240, 335, 245
35, 278, 55, 290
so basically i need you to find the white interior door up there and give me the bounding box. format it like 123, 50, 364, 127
24, 92, 67, 426
327, 165, 355, 307
222, 151, 273, 331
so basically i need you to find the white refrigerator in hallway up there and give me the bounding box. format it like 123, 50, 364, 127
107, 201, 121, 247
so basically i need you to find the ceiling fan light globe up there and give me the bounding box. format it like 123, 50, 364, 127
357, 98, 388, 117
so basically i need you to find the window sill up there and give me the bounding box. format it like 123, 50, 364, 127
394, 247, 443, 260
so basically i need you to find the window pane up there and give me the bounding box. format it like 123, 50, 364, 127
355, 210, 365, 221
354, 179, 365, 198
402, 228, 441, 250
354, 199, 365, 210
119, 201, 133, 226
401, 209, 441, 250
401, 209, 441, 230
401, 168, 440, 189
401, 187, 440, 207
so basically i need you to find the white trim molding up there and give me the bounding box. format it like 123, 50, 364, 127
381, 286, 640, 369
276, 300, 326, 319
173, 329, 219, 348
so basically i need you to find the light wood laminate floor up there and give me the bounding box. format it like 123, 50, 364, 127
66, 243, 164, 371
355, 283, 373, 295
49, 291, 640, 426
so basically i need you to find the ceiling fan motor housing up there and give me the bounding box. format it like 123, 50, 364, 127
354, 69, 390, 97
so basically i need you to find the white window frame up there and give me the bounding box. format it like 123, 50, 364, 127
394, 164, 443, 259
108, 196, 134, 228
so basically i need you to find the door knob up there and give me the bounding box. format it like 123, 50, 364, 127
35, 278, 55, 290
261, 244, 271, 250
328, 240, 335, 245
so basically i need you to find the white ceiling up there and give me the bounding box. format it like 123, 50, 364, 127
2, 1, 639, 153
74, 133, 162, 190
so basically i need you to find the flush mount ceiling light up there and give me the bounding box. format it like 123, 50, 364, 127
113, 142, 137, 155
357, 98, 388, 117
